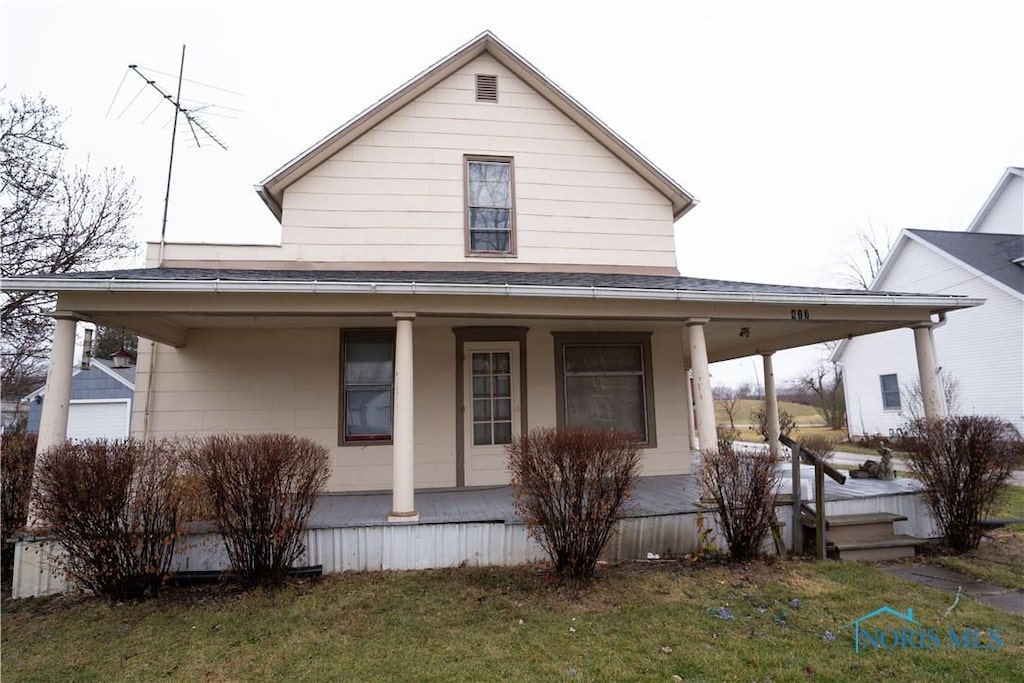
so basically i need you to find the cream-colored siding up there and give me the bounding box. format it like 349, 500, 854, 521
278, 54, 676, 271
134, 322, 693, 493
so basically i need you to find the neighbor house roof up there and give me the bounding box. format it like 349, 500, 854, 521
2, 267, 978, 309
255, 31, 697, 221
22, 357, 135, 402
905, 229, 1024, 296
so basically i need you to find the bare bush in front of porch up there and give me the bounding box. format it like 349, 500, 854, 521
700, 442, 782, 562
507, 427, 641, 580
33, 438, 183, 601
187, 434, 329, 589
1, 429, 37, 579
901, 416, 1023, 553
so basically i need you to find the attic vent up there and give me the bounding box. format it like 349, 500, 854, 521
475, 74, 498, 102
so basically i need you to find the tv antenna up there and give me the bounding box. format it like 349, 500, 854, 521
112, 45, 233, 265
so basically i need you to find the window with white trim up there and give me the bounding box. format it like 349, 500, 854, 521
880, 373, 901, 410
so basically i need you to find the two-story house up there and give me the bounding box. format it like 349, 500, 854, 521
9, 32, 976, 529
834, 167, 1024, 437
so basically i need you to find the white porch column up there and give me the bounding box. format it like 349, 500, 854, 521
35, 316, 78, 455
389, 312, 418, 522
680, 361, 698, 451
912, 323, 946, 421
685, 319, 718, 452
761, 352, 781, 460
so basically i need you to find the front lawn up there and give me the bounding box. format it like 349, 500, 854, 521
3, 560, 1022, 681
928, 485, 1024, 591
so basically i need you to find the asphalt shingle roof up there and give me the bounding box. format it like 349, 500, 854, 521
907, 229, 1024, 295
34, 267, 925, 297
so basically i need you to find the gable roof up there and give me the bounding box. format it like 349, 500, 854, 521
255, 31, 697, 221
903, 229, 1024, 297
967, 167, 1023, 233
831, 228, 1021, 363
22, 357, 136, 402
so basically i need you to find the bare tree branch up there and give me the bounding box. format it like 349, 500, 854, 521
1, 92, 139, 396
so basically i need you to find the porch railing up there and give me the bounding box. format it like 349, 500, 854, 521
779, 434, 847, 559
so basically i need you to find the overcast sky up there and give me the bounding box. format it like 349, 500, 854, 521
2, 0, 1021, 385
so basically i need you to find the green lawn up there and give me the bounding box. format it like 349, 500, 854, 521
4, 560, 1022, 682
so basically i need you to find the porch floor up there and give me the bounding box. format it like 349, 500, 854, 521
307, 468, 923, 529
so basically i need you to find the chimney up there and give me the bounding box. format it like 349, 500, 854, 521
81, 328, 94, 370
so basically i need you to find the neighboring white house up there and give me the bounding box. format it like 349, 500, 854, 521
834, 167, 1024, 437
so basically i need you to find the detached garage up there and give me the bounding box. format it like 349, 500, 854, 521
26, 358, 135, 440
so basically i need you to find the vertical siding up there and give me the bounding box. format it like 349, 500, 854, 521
842, 239, 1024, 436
280, 54, 677, 270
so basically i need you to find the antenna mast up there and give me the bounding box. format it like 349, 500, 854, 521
125, 46, 229, 266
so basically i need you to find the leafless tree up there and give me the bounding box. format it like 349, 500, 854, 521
713, 385, 742, 430
1, 92, 138, 396
900, 373, 962, 422
838, 222, 894, 290
798, 362, 847, 430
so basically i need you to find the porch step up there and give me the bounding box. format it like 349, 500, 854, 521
824, 513, 908, 544
828, 534, 926, 562
802, 512, 911, 551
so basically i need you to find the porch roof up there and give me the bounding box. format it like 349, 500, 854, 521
2, 267, 984, 360
1, 266, 979, 304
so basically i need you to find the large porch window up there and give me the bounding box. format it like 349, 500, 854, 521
553, 332, 656, 445
341, 330, 395, 444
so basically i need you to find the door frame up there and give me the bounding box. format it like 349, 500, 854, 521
453, 327, 528, 487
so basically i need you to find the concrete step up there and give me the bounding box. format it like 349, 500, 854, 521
803, 512, 908, 544
828, 534, 926, 562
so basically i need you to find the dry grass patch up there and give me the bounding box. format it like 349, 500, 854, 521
4, 560, 1023, 682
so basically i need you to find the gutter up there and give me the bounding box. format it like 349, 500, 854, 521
0, 276, 985, 310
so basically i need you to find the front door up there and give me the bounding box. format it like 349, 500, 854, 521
463, 342, 520, 486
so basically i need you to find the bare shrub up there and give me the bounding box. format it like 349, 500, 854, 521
797, 434, 836, 464
507, 427, 641, 580
700, 442, 782, 562
750, 406, 796, 441
1, 429, 37, 577
33, 438, 182, 600
902, 416, 1023, 552
187, 434, 329, 589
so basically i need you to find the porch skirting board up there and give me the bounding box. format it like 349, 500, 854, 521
10, 489, 937, 599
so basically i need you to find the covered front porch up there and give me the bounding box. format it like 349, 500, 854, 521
15, 267, 979, 526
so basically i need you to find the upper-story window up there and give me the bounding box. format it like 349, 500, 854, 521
465, 156, 515, 256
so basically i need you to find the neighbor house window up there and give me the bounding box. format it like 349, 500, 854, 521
553, 332, 656, 445
880, 373, 901, 410
465, 156, 514, 255
341, 331, 394, 444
